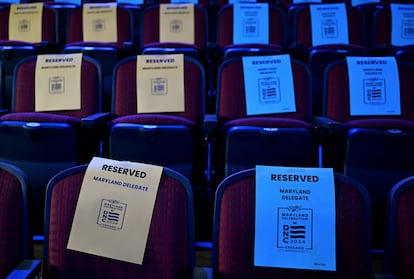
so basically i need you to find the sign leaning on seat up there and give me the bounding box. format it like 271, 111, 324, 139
254, 165, 336, 271
9, 3, 43, 43
35, 53, 83, 112
67, 157, 163, 264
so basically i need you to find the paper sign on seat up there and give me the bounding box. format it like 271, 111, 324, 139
391, 4, 414, 47
346, 56, 401, 116
242, 54, 296, 115
35, 53, 82, 112
67, 157, 163, 265
310, 3, 349, 46
254, 165, 336, 271
83, 3, 118, 43
159, 3, 194, 44
9, 3, 43, 43
233, 3, 269, 45
136, 53, 185, 113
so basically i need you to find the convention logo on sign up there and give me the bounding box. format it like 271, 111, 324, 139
254, 165, 336, 271
97, 199, 127, 231
67, 157, 163, 264
346, 56, 401, 115
391, 4, 414, 46
363, 78, 386, 105
243, 54, 296, 115
310, 3, 349, 46
277, 206, 313, 251
258, 77, 281, 103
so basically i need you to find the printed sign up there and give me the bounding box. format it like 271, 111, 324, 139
391, 4, 414, 47
67, 157, 163, 264
35, 53, 82, 112
160, 4, 194, 44
136, 54, 185, 113
242, 54, 296, 115
83, 3, 118, 43
346, 56, 401, 116
233, 3, 269, 44
9, 3, 43, 43
309, 3, 349, 46
254, 165, 336, 271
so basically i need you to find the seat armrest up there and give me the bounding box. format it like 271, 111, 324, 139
207, 42, 220, 61
6, 260, 41, 279
122, 41, 139, 53
314, 116, 346, 136
81, 112, 112, 129
203, 114, 218, 138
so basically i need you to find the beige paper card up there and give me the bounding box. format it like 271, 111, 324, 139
136, 54, 185, 113
9, 3, 43, 43
83, 3, 117, 43
35, 53, 82, 112
159, 3, 194, 44
67, 157, 163, 265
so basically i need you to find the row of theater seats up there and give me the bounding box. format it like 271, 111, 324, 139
0, 0, 414, 113
0, 0, 413, 275
2, 33, 414, 249
1, 161, 414, 279
1, 49, 414, 274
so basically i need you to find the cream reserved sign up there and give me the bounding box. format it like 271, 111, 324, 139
9, 3, 43, 43
35, 53, 82, 112
160, 3, 194, 44
136, 54, 185, 113
67, 157, 163, 264
83, 3, 118, 43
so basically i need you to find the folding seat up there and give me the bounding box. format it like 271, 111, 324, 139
63, 3, 140, 111
155, 0, 213, 55
383, 176, 414, 279
215, 3, 287, 53
212, 3, 287, 74
0, 162, 41, 278
287, 2, 369, 115
106, 54, 206, 189
317, 56, 414, 253
369, 2, 405, 51
208, 3, 287, 112
212, 168, 372, 279
43, 163, 196, 279
139, 3, 209, 61
288, 2, 368, 54
0, 3, 59, 111
0, 53, 104, 238
369, 1, 414, 75
210, 53, 318, 185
